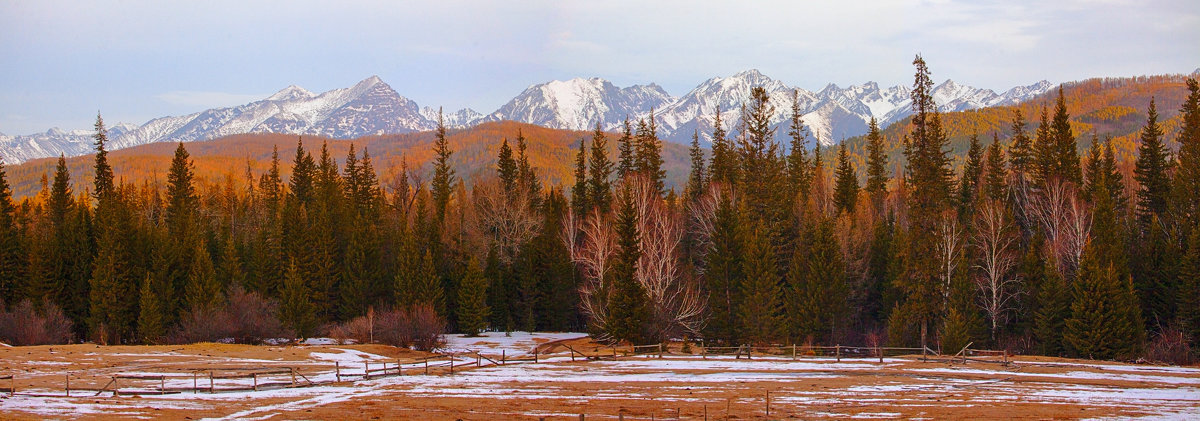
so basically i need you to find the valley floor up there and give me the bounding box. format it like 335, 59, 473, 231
1, 332, 1198, 420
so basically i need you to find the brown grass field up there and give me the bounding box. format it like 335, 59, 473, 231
1, 333, 1197, 420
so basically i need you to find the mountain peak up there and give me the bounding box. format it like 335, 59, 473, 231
733, 69, 765, 78
267, 85, 315, 101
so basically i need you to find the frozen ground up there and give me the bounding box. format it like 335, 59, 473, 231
1, 333, 1198, 420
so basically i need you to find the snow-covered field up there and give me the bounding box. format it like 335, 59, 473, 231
1, 333, 1198, 420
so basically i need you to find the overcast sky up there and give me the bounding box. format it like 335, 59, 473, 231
1, 0, 1196, 135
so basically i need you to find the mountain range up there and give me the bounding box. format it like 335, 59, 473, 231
0, 70, 1052, 164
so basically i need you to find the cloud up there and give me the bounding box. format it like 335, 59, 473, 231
156, 91, 268, 108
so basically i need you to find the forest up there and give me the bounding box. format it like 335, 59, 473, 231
1, 56, 1198, 364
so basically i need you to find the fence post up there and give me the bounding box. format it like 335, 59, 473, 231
66, 374, 71, 397
365, 362, 370, 380
398, 359, 403, 376
424, 358, 429, 375
161, 376, 165, 394
792, 344, 796, 360
878, 345, 883, 363
450, 355, 455, 374
765, 390, 770, 417
291, 367, 296, 386
209, 372, 214, 393
253, 373, 258, 392
836, 345, 841, 362
336, 361, 341, 382
477, 352, 482, 367
534, 348, 538, 363
502, 350, 506, 365
658, 343, 663, 359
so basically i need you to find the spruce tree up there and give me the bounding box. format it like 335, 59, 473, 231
414, 249, 444, 316
280, 259, 316, 338
702, 190, 742, 345
431, 108, 456, 220
497, 138, 518, 194
185, 239, 221, 312
787, 218, 847, 342
895, 55, 955, 350
587, 122, 614, 213
0, 159, 20, 305
1050, 87, 1082, 185
957, 133, 984, 219
833, 143, 858, 215
983, 133, 1008, 203
1134, 98, 1171, 228
1083, 134, 1106, 203
1179, 224, 1200, 348
1033, 107, 1055, 186
686, 130, 707, 203
786, 89, 811, 199
634, 111, 666, 195
136, 274, 165, 344
865, 117, 888, 213
940, 306, 971, 354
1172, 79, 1200, 227
165, 143, 196, 239
1008, 109, 1034, 176
739, 221, 782, 345
92, 113, 115, 200
708, 106, 738, 186
289, 138, 316, 206
606, 187, 648, 344
617, 118, 636, 180
570, 138, 590, 217
456, 257, 491, 336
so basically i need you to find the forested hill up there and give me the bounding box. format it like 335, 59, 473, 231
838, 72, 1199, 177
6, 121, 692, 198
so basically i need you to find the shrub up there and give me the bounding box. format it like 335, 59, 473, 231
372, 304, 446, 351
0, 299, 74, 346
1146, 326, 1194, 366
168, 285, 290, 344
328, 309, 374, 345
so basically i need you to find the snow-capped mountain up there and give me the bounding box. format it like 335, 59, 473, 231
0, 72, 1052, 164
485, 69, 1052, 146
481, 78, 675, 130
0, 76, 476, 164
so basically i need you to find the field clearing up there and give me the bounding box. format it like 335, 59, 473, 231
1, 332, 1198, 420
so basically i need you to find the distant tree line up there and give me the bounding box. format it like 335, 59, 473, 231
1, 58, 1198, 363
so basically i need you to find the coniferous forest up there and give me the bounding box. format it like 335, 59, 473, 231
2, 56, 1199, 363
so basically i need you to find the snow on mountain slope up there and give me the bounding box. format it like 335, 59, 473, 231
1, 73, 1053, 164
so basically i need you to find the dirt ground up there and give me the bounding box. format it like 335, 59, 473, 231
1, 335, 1198, 420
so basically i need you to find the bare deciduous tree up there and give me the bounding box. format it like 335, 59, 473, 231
565, 208, 616, 338
972, 200, 1022, 341
936, 211, 963, 313
628, 176, 706, 341
1029, 179, 1090, 279
472, 177, 542, 264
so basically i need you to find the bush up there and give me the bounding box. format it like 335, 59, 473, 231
0, 299, 74, 346
372, 304, 446, 351
1146, 326, 1194, 366
168, 285, 290, 344
328, 309, 374, 345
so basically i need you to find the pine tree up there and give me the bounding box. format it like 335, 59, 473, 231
1050, 87, 1082, 185
957, 133, 984, 219
515, 131, 542, 210
92, 113, 115, 200
940, 306, 971, 354
617, 118, 636, 180
570, 138, 590, 217
431, 108, 455, 220
217, 236, 246, 288
606, 187, 648, 344
865, 117, 889, 213
983, 133, 1008, 203
702, 190, 742, 345
456, 257, 491, 336
634, 111, 666, 195
739, 221, 782, 345
708, 106, 738, 186
339, 224, 373, 319
280, 259, 316, 338
1134, 98, 1171, 228
0, 159, 20, 305
185, 239, 221, 312
1008, 109, 1034, 176
786, 89, 811, 199
1083, 134, 1106, 203
497, 138, 518, 194
136, 274, 165, 344
414, 249, 444, 316
1033, 107, 1055, 186
1033, 254, 1068, 356
833, 143, 858, 215
165, 143, 196, 238
587, 122, 614, 213
289, 138, 316, 206
1179, 223, 1200, 348
1173, 79, 1200, 227
787, 218, 847, 342
686, 130, 707, 203
896, 55, 955, 350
